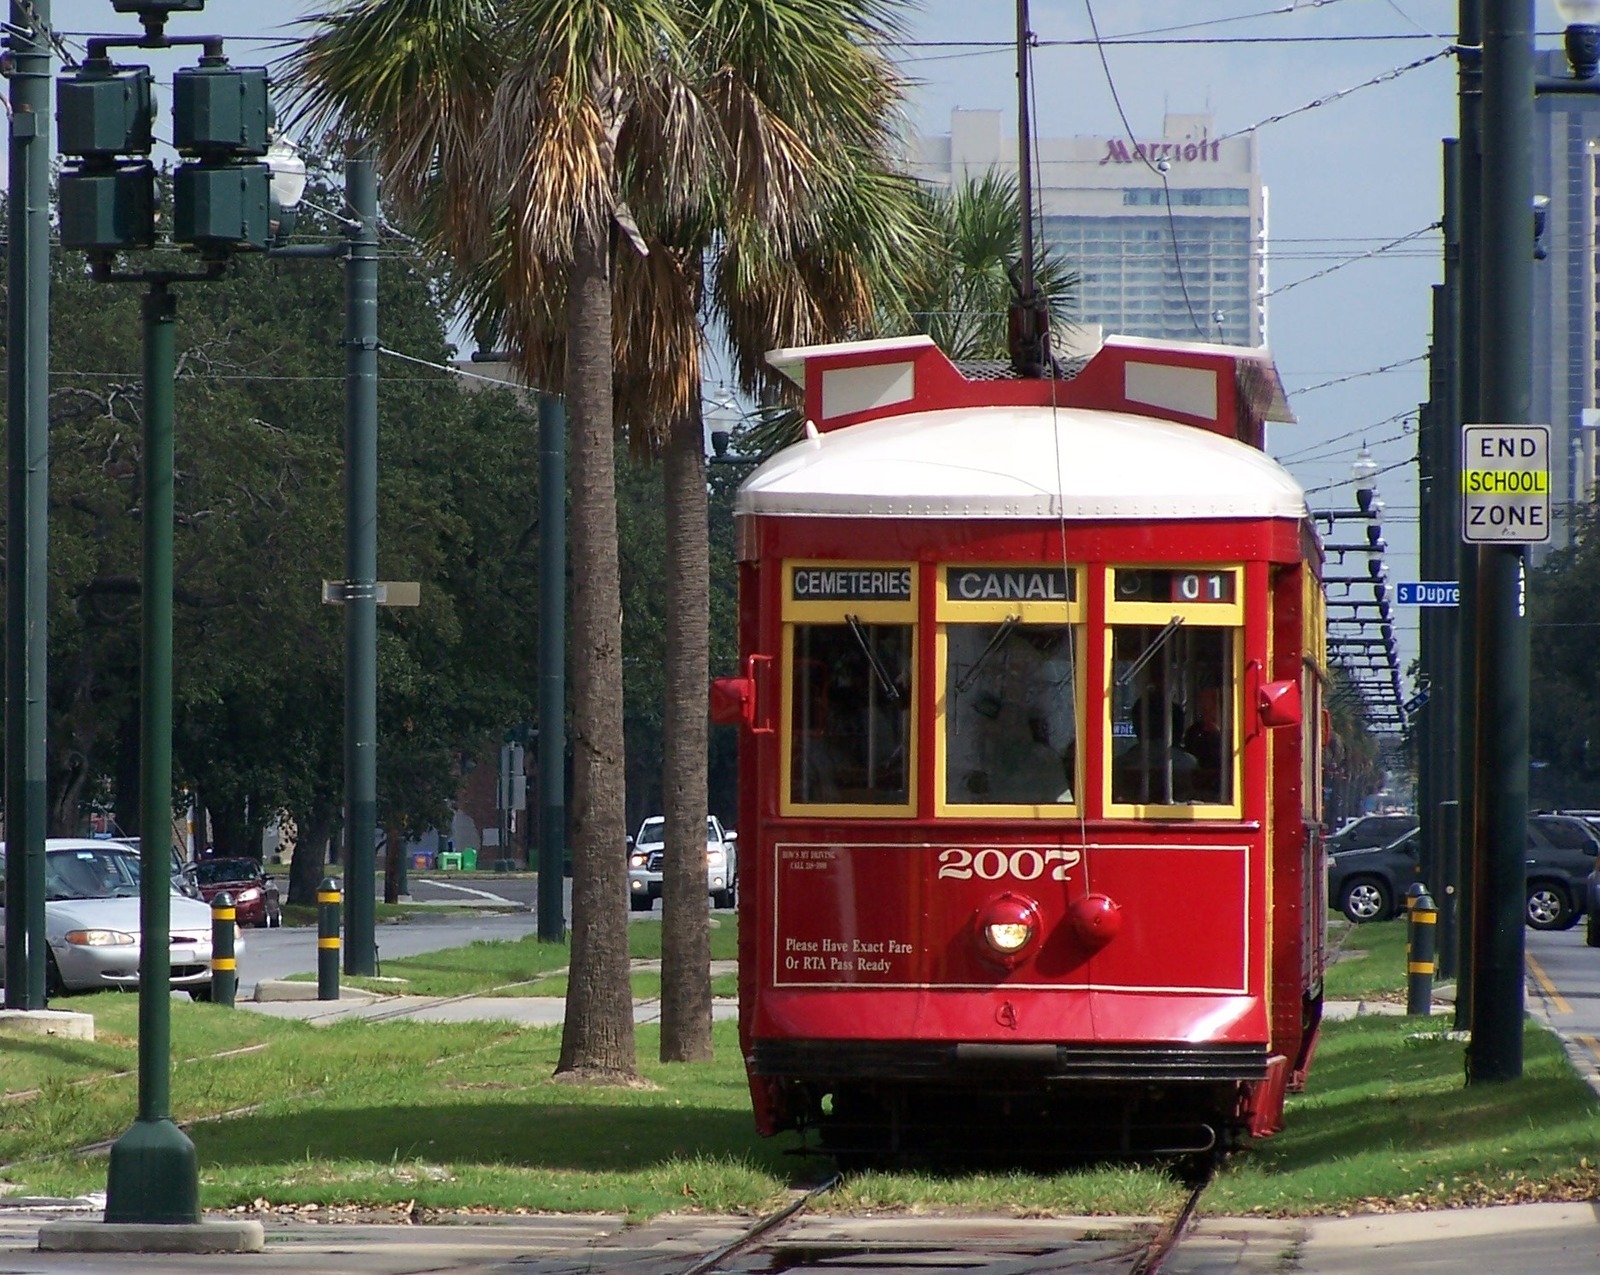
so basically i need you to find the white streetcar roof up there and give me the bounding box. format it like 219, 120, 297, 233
736, 404, 1307, 521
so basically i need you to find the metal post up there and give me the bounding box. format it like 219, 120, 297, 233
318, 877, 342, 999
209, 893, 236, 1008
1407, 889, 1438, 1015
343, 148, 379, 976
1467, 0, 1533, 1083
104, 282, 200, 1225
3, 0, 51, 1010
538, 393, 567, 942
1454, 0, 1484, 1036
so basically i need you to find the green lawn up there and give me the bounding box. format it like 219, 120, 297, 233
3, 987, 1596, 1219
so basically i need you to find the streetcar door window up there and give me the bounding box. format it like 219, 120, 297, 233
789, 622, 912, 805
1105, 566, 1244, 814
1111, 625, 1235, 806
946, 622, 1076, 806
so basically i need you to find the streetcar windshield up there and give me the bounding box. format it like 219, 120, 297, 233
945, 622, 1076, 805
790, 622, 912, 805
1110, 625, 1234, 806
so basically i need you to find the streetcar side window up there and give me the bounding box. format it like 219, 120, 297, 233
789, 622, 912, 805
945, 622, 1076, 805
1110, 625, 1235, 806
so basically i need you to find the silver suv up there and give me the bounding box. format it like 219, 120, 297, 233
627, 815, 737, 912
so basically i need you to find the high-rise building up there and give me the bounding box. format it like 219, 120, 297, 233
908, 109, 1267, 348
1534, 48, 1600, 542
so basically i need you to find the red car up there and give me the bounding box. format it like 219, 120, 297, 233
187, 858, 283, 928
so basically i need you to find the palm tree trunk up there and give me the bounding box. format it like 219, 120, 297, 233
557, 223, 637, 1079
660, 403, 713, 1062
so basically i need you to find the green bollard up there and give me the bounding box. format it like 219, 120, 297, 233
209, 892, 236, 1007
1407, 888, 1437, 1016
318, 877, 342, 1001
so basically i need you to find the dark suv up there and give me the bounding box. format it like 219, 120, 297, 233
1326, 814, 1599, 929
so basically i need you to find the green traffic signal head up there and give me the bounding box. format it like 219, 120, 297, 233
57, 65, 155, 158
173, 65, 271, 158
111, 0, 206, 14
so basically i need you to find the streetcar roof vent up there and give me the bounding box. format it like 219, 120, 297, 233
765, 333, 1294, 449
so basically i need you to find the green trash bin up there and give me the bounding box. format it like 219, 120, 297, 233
461, 846, 478, 871
437, 850, 462, 871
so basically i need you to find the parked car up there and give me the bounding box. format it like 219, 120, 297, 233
1523, 814, 1600, 931
187, 857, 282, 928
1327, 814, 1600, 930
627, 815, 738, 912
0, 838, 230, 997
1326, 813, 1419, 857
1328, 825, 1422, 923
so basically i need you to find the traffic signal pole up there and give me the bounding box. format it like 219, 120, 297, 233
4, 0, 52, 1010
104, 281, 200, 1224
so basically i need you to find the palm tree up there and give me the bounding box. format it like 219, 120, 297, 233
899, 169, 1079, 362
287, 0, 701, 1080
615, 2, 929, 1062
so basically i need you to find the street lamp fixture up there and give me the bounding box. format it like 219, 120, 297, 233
265, 135, 307, 241
1556, 0, 1600, 79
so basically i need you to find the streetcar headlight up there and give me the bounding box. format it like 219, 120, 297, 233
975, 895, 1038, 964
985, 922, 1032, 952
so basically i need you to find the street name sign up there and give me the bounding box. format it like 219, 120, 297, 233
1461, 424, 1549, 543
1396, 581, 1459, 606
1403, 689, 1430, 717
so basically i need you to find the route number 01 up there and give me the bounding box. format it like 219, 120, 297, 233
1174, 572, 1230, 602
937, 847, 1082, 881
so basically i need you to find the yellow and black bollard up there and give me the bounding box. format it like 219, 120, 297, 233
1406, 888, 1437, 1016
318, 877, 342, 1001
209, 892, 236, 1007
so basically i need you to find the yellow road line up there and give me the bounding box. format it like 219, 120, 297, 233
1578, 1035, 1600, 1069
1525, 952, 1572, 1014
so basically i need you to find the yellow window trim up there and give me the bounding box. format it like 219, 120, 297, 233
933, 622, 1084, 820
779, 621, 917, 819
1100, 627, 1245, 820
1103, 565, 1245, 627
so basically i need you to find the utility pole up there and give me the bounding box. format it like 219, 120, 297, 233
538, 393, 567, 942
1467, 0, 1535, 1083
4, 0, 52, 1011
342, 149, 380, 976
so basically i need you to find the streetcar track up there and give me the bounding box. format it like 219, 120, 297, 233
1127, 1175, 1209, 1275
676, 1174, 839, 1275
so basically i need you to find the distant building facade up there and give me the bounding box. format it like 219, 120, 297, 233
908, 109, 1268, 348
1534, 48, 1600, 542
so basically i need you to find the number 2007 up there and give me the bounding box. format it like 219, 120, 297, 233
936, 847, 1082, 881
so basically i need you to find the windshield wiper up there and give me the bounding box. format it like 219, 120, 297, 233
844, 614, 902, 703
954, 615, 1022, 695
1115, 615, 1185, 688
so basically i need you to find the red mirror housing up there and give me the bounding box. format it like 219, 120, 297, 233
1258, 678, 1302, 729
710, 676, 756, 728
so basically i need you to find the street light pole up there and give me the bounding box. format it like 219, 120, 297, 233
3, 0, 52, 1010
537, 393, 566, 942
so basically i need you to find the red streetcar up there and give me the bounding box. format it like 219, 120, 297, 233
712, 332, 1327, 1162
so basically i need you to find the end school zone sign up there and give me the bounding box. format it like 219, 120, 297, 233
1461, 425, 1550, 544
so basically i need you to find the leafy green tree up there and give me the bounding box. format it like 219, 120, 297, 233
1529, 511, 1600, 806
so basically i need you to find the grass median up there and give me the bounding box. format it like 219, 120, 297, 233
3, 916, 1595, 1219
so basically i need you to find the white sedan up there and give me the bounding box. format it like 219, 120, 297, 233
0, 838, 232, 997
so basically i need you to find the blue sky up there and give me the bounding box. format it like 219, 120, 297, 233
43, 0, 1524, 667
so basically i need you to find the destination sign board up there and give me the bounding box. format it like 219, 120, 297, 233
1395, 581, 1459, 607
790, 566, 912, 602
1461, 425, 1550, 544
945, 566, 1075, 603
